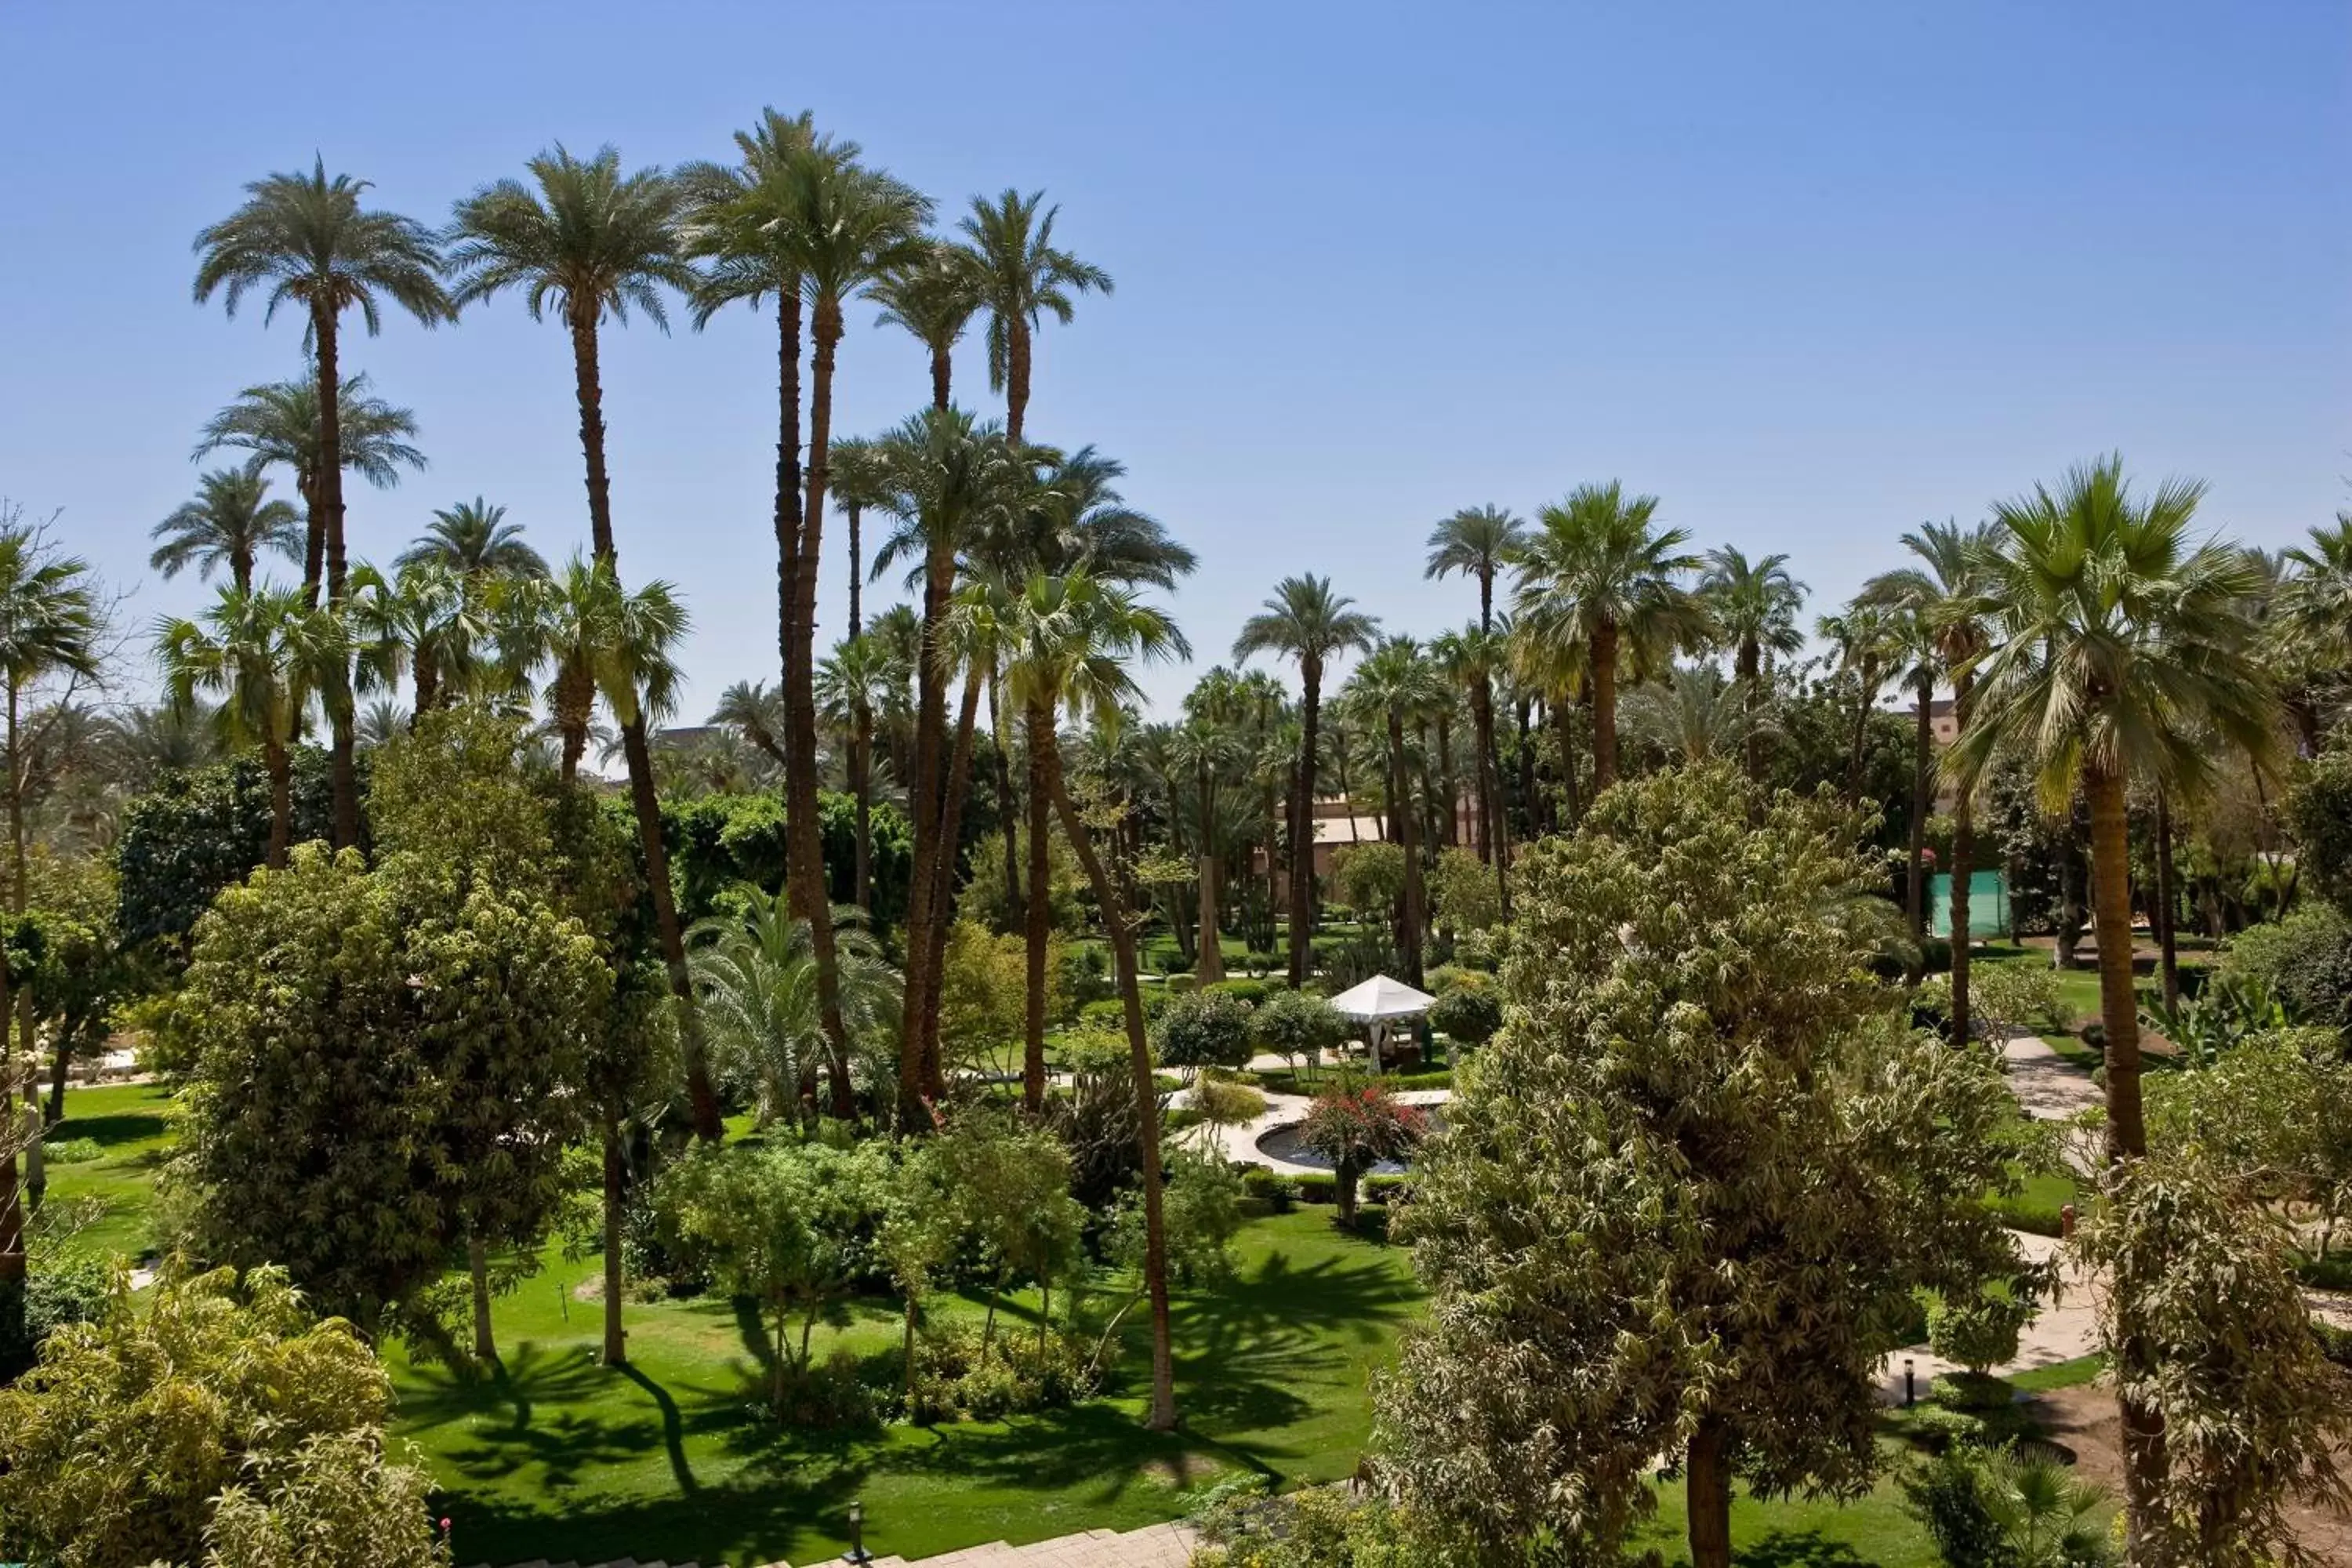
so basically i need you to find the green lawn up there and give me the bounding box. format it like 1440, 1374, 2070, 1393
35, 1080, 176, 1265
390, 1209, 1422, 1566
1632, 1466, 1937, 1567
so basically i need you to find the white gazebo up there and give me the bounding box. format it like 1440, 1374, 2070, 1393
1327, 973, 1436, 1073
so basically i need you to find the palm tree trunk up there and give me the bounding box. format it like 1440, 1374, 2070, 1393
1287, 662, 1321, 987
1038, 724, 1177, 1432
1514, 699, 1534, 837
1846, 673, 1875, 805
1740, 641, 1764, 782
299, 463, 324, 607
789, 302, 852, 1118
1475, 678, 1510, 916
601, 1112, 627, 1366
1436, 713, 1457, 848
1006, 321, 1031, 448
992, 672, 1022, 922
1686, 1416, 1734, 1568
852, 706, 874, 913
897, 510, 956, 1131
1195, 760, 1225, 985
1553, 696, 1581, 828
263, 733, 293, 869
930, 346, 952, 412
2154, 789, 2180, 1009
920, 667, 986, 1103
571, 311, 618, 562
1023, 696, 1054, 1114
1592, 620, 1621, 793
469, 1232, 497, 1363
621, 715, 724, 1142
313, 300, 361, 852
1391, 716, 1425, 985
846, 503, 863, 640
1908, 682, 1932, 942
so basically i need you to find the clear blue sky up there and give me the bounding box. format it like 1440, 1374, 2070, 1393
4, 1, 2345, 718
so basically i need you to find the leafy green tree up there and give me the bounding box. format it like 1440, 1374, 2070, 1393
2147, 1026, 2352, 1255
1329, 839, 1406, 918
957, 187, 1112, 446
1251, 987, 1350, 1077
935, 1111, 1086, 1359
656, 1138, 893, 1413
1234, 574, 1380, 985
193, 159, 452, 851
151, 466, 303, 594
1151, 989, 1253, 1073
2287, 740, 2352, 917
396, 496, 545, 580
1301, 1082, 1424, 1225
1508, 481, 1708, 794
1425, 845, 1501, 939
2220, 906, 2352, 1035
2075, 1151, 2352, 1565
111, 748, 335, 952
0, 1265, 439, 1568
1817, 601, 1903, 806
1373, 764, 2018, 1568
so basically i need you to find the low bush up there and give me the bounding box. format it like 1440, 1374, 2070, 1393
1209, 978, 1273, 1006
1928, 1371, 2016, 1413
2224, 905, 2352, 1033
1152, 991, 1254, 1072
1429, 985, 1501, 1048
1986, 1192, 2068, 1239
908, 1321, 1097, 1424
0, 1252, 111, 1382
1928, 1287, 2031, 1377
37, 1137, 100, 1166
1906, 1404, 1991, 1452
1240, 1167, 1298, 1214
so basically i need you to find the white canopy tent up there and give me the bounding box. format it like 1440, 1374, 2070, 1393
1327, 974, 1436, 1072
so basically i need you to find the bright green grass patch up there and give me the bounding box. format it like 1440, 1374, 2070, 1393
2010, 1352, 2107, 1393
1628, 1462, 1938, 1567
34, 1080, 176, 1265
390, 1208, 1423, 1566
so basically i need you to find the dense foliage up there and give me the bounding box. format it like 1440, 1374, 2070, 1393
111, 748, 338, 953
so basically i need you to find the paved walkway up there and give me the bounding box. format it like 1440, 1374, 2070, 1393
2001, 1034, 2103, 1120
1874, 1230, 2104, 1403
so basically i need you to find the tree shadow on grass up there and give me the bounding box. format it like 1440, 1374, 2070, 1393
53, 1111, 169, 1149
435, 1463, 858, 1568
1735, 1530, 1877, 1566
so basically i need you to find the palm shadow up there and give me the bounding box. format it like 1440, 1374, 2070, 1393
1736, 1530, 1876, 1566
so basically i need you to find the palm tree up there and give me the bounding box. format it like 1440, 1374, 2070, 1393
1424, 506, 1526, 633
1509, 483, 1707, 795
193, 160, 451, 850
150, 466, 303, 594
815, 634, 902, 913
1343, 637, 1441, 985
957, 189, 1112, 445
447, 145, 720, 1141
154, 585, 348, 868
1431, 624, 1513, 906
1864, 521, 1998, 1029
1947, 456, 2277, 1555
192, 373, 426, 600
0, 526, 103, 1272
1817, 603, 1900, 804
397, 498, 546, 579
710, 678, 790, 772
1623, 662, 1765, 764
1700, 546, 1805, 780
829, 438, 893, 637
1233, 575, 1378, 985
691, 887, 901, 1129
349, 559, 488, 720
2281, 513, 2352, 749
997, 568, 1185, 1429
872, 238, 982, 412
1174, 670, 1253, 987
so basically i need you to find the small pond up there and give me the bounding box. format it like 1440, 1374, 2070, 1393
1254, 1109, 1447, 1174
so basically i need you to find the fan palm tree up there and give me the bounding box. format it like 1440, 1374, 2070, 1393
1233, 575, 1378, 985
1509, 483, 1707, 795
1623, 662, 1766, 764
997, 568, 1185, 1430
815, 633, 902, 913
193, 161, 450, 851
1424, 505, 1526, 633
872, 238, 982, 412
154, 584, 348, 868
2280, 513, 2352, 749
397, 498, 546, 579
151, 466, 303, 594
1817, 602, 1900, 805
192, 373, 426, 600
448, 144, 719, 1139
349, 559, 490, 720
1342, 637, 1443, 984
1431, 623, 1514, 897
1700, 546, 1805, 780
1864, 521, 1999, 1025
691, 887, 901, 1130
1947, 456, 2278, 1558
957, 189, 1112, 445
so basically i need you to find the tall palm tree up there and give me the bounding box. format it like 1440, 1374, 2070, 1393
154, 584, 348, 868
957, 189, 1112, 445
2281, 513, 2352, 749
828, 438, 893, 637
1509, 483, 1706, 796
1174, 670, 1253, 987
0, 527, 104, 1273
872, 238, 982, 412
1424, 505, 1526, 634
1232, 574, 1378, 985
997, 568, 1185, 1429
1864, 521, 1998, 1029
1623, 662, 1765, 764
193, 160, 452, 850
1343, 637, 1441, 985
1817, 603, 1900, 805
1947, 456, 2278, 1556
1700, 546, 1805, 780
691, 887, 900, 1129
150, 466, 303, 594
192, 373, 426, 601
447, 144, 720, 1141
397, 497, 546, 579
1430, 623, 1512, 893
815, 633, 901, 913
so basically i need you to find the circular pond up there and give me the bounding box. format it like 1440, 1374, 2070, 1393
1254, 1109, 1446, 1174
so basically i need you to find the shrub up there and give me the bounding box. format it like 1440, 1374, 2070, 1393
1973, 960, 2070, 1038
2223, 905, 2352, 1033
1900, 1444, 2006, 1553
37, 1136, 100, 1166
909, 1322, 1094, 1423
1928, 1287, 2032, 1377
1907, 1404, 1991, 1452
1330, 841, 1406, 915
1192, 1074, 1269, 1131
1252, 989, 1349, 1068
1152, 990, 1254, 1071
0, 1251, 111, 1382
1429, 985, 1502, 1048
1209, 978, 1272, 1006
1241, 1167, 1298, 1214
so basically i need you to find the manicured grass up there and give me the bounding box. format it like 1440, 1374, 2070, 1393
2010, 1352, 2107, 1393
34, 1080, 176, 1265
390, 1208, 1423, 1566
1628, 1461, 1938, 1567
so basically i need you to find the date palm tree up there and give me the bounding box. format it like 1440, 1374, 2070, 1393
1233, 575, 1378, 985
447, 144, 719, 1139
1425, 505, 1526, 633
710, 678, 790, 772
1431, 623, 1512, 898
872, 238, 982, 412
815, 633, 902, 913
1864, 521, 1998, 1029
193, 160, 452, 851
1946, 456, 2278, 1555
1342, 637, 1443, 984
1700, 546, 1806, 780
151, 466, 303, 594
997, 568, 1185, 1428
828, 438, 892, 637
1817, 602, 1900, 805
957, 189, 1112, 445
192, 373, 426, 601
398, 498, 546, 580
349, 559, 489, 720
691, 887, 900, 1130
1509, 483, 1707, 796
